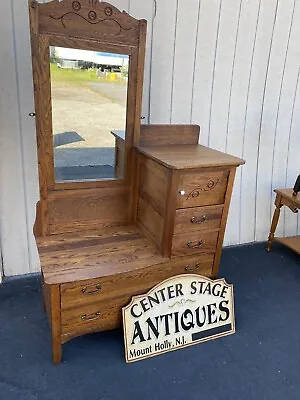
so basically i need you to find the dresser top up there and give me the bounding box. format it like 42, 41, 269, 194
135, 144, 245, 170
37, 225, 166, 284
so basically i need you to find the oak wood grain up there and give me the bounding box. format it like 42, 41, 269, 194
138, 155, 169, 216
174, 205, 223, 234
176, 168, 229, 209
136, 144, 245, 170
172, 229, 219, 257
139, 124, 200, 146
136, 196, 164, 248
60, 253, 214, 312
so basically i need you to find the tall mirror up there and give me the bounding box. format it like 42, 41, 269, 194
50, 46, 129, 182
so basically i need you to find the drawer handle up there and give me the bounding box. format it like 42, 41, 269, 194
191, 215, 208, 224
187, 240, 203, 249
185, 263, 201, 272
82, 283, 101, 295
81, 312, 101, 321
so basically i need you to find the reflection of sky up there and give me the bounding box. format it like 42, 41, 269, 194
96, 52, 129, 59
53, 47, 129, 66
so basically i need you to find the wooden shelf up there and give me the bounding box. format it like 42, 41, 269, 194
274, 236, 300, 255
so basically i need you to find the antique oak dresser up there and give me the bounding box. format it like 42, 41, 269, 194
28, 0, 244, 363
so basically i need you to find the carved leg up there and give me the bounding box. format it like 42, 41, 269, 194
267, 195, 282, 252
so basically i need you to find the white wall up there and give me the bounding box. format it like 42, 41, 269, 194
0, 0, 299, 277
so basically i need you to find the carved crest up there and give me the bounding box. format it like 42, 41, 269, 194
32, 0, 142, 45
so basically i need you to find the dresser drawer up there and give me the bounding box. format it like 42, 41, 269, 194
61, 254, 214, 334
174, 205, 223, 234
61, 296, 127, 335
60, 254, 214, 310
176, 168, 229, 208
172, 230, 219, 257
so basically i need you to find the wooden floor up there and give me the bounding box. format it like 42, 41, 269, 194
37, 226, 169, 285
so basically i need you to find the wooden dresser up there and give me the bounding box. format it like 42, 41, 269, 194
28, 0, 244, 363
38, 132, 244, 364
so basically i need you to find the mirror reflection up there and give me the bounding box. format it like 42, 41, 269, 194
49, 46, 128, 182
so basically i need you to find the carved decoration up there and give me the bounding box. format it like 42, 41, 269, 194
35, 0, 141, 44
186, 179, 220, 200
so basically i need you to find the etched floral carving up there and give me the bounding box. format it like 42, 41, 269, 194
186, 179, 220, 200
104, 6, 113, 16
88, 10, 97, 20
72, 1, 81, 11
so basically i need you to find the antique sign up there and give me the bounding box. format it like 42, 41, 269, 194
122, 274, 235, 363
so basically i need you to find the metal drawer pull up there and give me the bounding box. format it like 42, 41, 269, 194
81, 312, 101, 321
187, 240, 203, 249
191, 215, 208, 224
82, 283, 101, 295
185, 263, 201, 272
179, 190, 186, 196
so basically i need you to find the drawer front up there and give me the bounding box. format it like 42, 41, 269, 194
174, 205, 223, 234
60, 254, 214, 310
172, 230, 219, 257
176, 168, 229, 208
61, 296, 128, 335
61, 254, 214, 334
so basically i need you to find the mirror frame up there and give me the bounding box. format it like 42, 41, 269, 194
29, 0, 146, 191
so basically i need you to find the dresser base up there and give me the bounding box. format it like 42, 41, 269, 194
38, 226, 215, 364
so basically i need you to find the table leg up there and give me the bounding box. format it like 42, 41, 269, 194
267, 194, 282, 252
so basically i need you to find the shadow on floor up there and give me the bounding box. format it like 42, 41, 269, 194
0, 242, 299, 400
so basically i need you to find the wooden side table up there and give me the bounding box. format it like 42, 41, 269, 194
267, 189, 300, 254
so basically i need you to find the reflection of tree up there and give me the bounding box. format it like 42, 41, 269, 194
120, 64, 128, 78
50, 47, 58, 64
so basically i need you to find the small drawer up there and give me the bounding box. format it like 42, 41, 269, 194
176, 168, 229, 209
174, 205, 223, 234
172, 229, 219, 257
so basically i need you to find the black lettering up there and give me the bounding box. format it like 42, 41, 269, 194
131, 321, 146, 344
181, 309, 195, 331
146, 316, 160, 340
207, 303, 217, 325
195, 306, 206, 327
157, 288, 166, 302
190, 281, 197, 295
160, 313, 173, 336
219, 300, 230, 322
175, 283, 184, 296
220, 286, 229, 299
203, 282, 212, 295
131, 303, 142, 318
174, 311, 180, 333
198, 281, 205, 294
212, 283, 221, 297
140, 298, 150, 313
167, 285, 175, 299
148, 292, 160, 308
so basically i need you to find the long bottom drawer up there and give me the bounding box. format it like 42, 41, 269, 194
61, 253, 214, 335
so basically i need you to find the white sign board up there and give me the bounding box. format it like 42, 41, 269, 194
122, 274, 235, 362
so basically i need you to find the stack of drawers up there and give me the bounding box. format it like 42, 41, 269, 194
135, 146, 241, 277
172, 168, 229, 257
